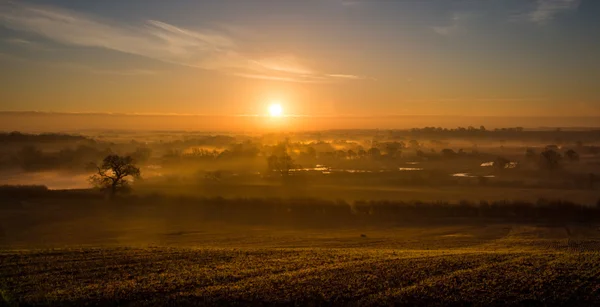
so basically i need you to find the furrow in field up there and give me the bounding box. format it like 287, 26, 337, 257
559, 253, 600, 304
361, 253, 586, 306
174, 252, 518, 306
1, 248, 392, 305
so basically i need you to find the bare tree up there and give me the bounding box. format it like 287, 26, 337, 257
89, 155, 141, 197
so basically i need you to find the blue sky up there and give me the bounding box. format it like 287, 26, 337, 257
0, 0, 599, 117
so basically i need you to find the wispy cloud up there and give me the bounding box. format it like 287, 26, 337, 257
0, 2, 367, 82
5, 37, 34, 46
520, 0, 581, 25
327, 74, 375, 81
432, 12, 477, 37
86, 68, 158, 76
0, 48, 158, 76
4, 37, 50, 50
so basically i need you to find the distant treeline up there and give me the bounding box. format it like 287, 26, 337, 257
0, 131, 89, 143
2, 186, 599, 224
400, 127, 600, 143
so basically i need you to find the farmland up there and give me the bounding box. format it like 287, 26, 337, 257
2, 196, 600, 306
2, 243, 600, 305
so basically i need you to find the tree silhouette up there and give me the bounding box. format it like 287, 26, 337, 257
303, 147, 317, 160
367, 147, 381, 159
539, 149, 562, 171
357, 149, 367, 159
131, 147, 152, 163
384, 142, 402, 158
347, 149, 357, 160
565, 149, 580, 162
441, 148, 456, 159
335, 150, 348, 160
494, 156, 510, 170
89, 155, 141, 197
267, 153, 298, 176
525, 148, 536, 161
18, 146, 46, 171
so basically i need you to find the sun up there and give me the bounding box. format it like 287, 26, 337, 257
268, 103, 283, 117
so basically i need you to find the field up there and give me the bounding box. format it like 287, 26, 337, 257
2, 196, 600, 306
138, 181, 600, 205
2, 247, 600, 306
2, 238, 600, 306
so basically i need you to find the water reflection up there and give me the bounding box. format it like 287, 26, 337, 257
398, 167, 424, 171
480, 161, 518, 169
452, 173, 495, 178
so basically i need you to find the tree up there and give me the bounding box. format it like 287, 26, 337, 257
89, 155, 141, 197
304, 147, 317, 160
347, 149, 357, 160
494, 156, 510, 170
539, 149, 562, 171
131, 147, 152, 164
525, 148, 536, 161
335, 150, 348, 160
409, 140, 420, 149
367, 147, 381, 159
565, 149, 580, 162
18, 145, 46, 171
267, 153, 298, 176
441, 148, 456, 159
357, 149, 367, 159
384, 142, 402, 158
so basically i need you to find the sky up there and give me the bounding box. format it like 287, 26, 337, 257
0, 0, 599, 128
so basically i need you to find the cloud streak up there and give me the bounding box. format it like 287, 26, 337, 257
525, 0, 581, 25
0, 2, 366, 83
431, 12, 480, 37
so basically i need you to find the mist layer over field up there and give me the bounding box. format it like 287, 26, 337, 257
1, 128, 598, 203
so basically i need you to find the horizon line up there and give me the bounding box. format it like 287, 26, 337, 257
1, 111, 600, 119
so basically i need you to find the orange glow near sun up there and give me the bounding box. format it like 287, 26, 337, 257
268, 103, 283, 117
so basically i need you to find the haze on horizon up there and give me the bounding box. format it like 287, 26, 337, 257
1, 0, 600, 129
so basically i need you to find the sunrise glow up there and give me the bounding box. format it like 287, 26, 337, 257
268, 103, 283, 117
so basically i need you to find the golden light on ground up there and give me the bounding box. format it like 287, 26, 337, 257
268, 103, 283, 117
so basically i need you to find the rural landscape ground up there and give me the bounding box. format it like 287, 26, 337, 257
2, 195, 600, 306
1, 128, 599, 305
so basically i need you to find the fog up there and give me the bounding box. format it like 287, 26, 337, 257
1, 128, 598, 204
